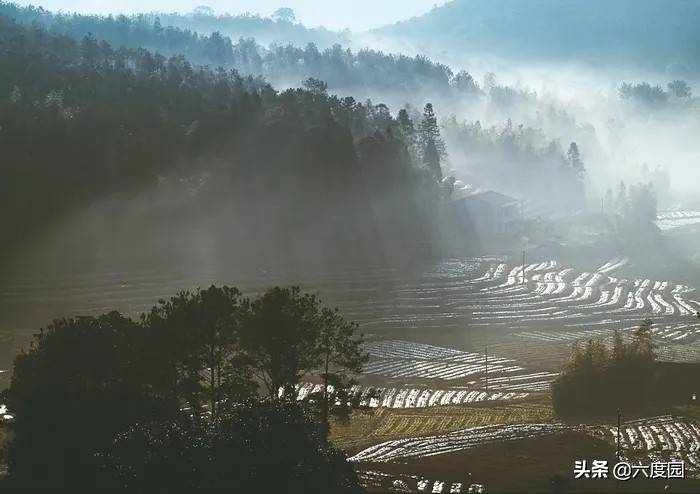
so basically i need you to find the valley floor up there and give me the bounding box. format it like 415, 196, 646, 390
3, 248, 700, 492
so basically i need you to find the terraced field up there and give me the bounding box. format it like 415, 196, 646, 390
347, 256, 700, 395
3, 255, 699, 387
4, 254, 700, 491
295, 382, 530, 408
350, 422, 573, 462
453, 257, 699, 336
362, 339, 558, 393
591, 415, 700, 470
3, 256, 698, 334
350, 414, 700, 478
657, 210, 700, 231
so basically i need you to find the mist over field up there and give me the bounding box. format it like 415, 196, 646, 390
0, 0, 698, 302
2, 1, 700, 492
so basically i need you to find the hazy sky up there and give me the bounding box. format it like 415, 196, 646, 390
14, 0, 449, 31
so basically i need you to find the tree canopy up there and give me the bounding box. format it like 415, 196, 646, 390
103, 400, 364, 493
7, 312, 179, 487
552, 319, 677, 419
5, 286, 367, 491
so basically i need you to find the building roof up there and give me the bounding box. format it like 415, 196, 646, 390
458, 190, 520, 208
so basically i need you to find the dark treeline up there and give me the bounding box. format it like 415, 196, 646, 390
152, 6, 349, 48
0, 13, 454, 270
553, 319, 699, 419
619, 80, 695, 111
0, 2, 459, 99
0, 3, 349, 48
3, 285, 367, 492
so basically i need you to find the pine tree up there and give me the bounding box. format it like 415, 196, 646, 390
419, 103, 446, 157
418, 103, 446, 179
397, 109, 415, 140
397, 108, 418, 162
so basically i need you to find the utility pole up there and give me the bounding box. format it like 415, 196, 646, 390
484, 345, 488, 392
616, 409, 622, 462
522, 250, 526, 285
321, 333, 330, 438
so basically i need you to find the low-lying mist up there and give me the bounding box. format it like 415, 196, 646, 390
431, 64, 700, 206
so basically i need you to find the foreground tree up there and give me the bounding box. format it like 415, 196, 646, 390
102, 400, 365, 493
5, 285, 367, 489
143, 286, 252, 420
315, 307, 369, 431
240, 287, 368, 404
6, 312, 178, 488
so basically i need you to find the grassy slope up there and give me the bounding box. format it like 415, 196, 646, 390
331, 397, 554, 454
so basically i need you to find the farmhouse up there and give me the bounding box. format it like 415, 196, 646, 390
456, 190, 521, 235
448, 190, 522, 247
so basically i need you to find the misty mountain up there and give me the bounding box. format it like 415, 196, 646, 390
373, 0, 700, 74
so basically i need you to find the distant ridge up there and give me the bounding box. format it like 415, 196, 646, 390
372, 0, 700, 73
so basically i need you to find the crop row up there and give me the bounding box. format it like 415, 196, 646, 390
362, 339, 557, 390
591, 415, 700, 470
294, 382, 530, 408
359, 470, 465, 493
349, 422, 571, 462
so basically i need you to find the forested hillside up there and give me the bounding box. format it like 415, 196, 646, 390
0, 14, 447, 271
0, 3, 347, 48
148, 6, 348, 48
375, 0, 700, 73
0, 2, 457, 100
